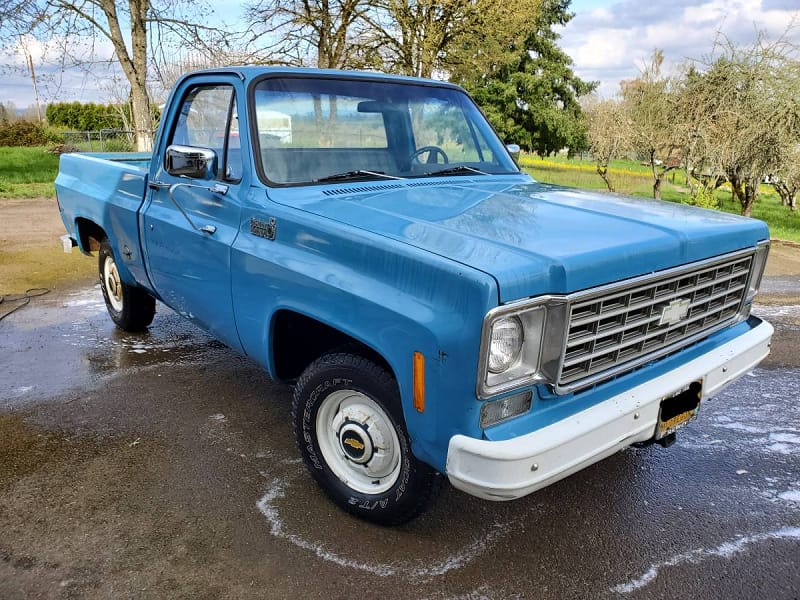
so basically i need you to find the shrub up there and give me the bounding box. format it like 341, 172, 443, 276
46, 101, 123, 130
43, 126, 63, 145
0, 120, 49, 146
689, 187, 721, 209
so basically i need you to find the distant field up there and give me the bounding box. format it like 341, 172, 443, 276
0, 147, 59, 198
1, 147, 797, 242
521, 155, 800, 243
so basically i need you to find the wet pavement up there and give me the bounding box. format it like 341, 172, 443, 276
1, 283, 798, 599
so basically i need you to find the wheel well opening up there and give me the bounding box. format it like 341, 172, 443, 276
75, 218, 106, 254
272, 310, 392, 381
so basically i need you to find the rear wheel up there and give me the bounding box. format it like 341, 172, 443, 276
292, 352, 442, 525
98, 239, 155, 332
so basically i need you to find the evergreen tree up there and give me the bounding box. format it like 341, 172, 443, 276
459, 0, 596, 155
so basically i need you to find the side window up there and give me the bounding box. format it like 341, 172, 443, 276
169, 85, 242, 182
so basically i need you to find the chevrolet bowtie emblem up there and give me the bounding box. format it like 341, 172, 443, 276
659, 298, 691, 326
343, 438, 365, 451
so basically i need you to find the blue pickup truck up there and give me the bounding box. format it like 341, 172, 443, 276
56, 67, 773, 525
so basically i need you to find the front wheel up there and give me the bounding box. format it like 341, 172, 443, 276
98, 239, 155, 332
292, 352, 442, 525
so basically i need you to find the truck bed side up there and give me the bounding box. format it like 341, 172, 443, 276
55, 152, 154, 291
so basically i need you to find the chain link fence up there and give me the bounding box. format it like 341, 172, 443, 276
60, 129, 135, 152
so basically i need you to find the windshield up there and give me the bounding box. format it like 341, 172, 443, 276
252, 76, 519, 185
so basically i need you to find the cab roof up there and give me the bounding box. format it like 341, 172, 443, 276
177, 65, 462, 90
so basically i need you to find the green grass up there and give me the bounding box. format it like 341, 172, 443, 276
2, 146, 797, 242
523, 156, 800, 243
717, 191, 799, 242
527, 153, 655, 176
0, 147, 59, 198
68, 139, 135, 153
524, 163, 691, 201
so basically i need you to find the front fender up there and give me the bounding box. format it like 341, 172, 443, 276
231, 206, 498, 472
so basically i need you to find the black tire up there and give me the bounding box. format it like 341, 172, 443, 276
292, 352, 442, 526
98, 238, 156, 332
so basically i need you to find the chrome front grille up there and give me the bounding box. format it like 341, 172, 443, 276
557, 252, 754, 390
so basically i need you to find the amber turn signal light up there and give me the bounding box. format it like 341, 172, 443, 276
413, 351, 425, 413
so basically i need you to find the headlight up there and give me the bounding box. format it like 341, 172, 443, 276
477, 299, 569, 399
488, 317, 523, 373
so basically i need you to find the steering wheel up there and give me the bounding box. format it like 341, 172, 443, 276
410, 145, 449, 165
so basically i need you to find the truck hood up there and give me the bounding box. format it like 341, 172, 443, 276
288, 178, 769, 303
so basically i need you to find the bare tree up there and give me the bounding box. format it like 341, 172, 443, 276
771, 143, 800, 212
1, 1, 224, 152
672, 66, 726, 204
0, 101, 17, 121
585, 97, 628, 192
621, 50, 682, 200
679, 34, 800, 216
246, 0, 373, 69
149, 49, 257, 104
365, 0, 541, 79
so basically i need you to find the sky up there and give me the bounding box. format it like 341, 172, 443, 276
1, 0, 800, 109
559, 0, 800, 98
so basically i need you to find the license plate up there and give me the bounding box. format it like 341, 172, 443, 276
655, 380, 702, 440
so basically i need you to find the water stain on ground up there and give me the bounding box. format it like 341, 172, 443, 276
1, 274, 798, 598
1, 286, 232, 409
0, 414, 75, 484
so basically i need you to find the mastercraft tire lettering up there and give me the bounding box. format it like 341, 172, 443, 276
292, 353, 441, 525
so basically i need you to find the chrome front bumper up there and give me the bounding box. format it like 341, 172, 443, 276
446, 319, 773, 501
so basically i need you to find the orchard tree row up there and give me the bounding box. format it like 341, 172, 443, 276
585, 38, 800, 215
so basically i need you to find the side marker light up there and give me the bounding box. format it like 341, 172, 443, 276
413, 352, 425, 413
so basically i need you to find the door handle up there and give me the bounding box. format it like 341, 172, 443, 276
150, 181, 225, 235
163, 183, 224, 234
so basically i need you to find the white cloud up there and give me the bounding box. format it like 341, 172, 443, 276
3, 0, 799, 109
586, 6, 617, 25
559, 0, 800, 98
682, 1, 731, 27
1, 34, 121, 108
571, 30, 632, 68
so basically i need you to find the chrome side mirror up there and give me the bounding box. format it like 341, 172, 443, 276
165, 145, 217, 180
505, 143, 521, 162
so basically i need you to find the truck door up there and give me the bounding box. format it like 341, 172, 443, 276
142, 80, 245, 351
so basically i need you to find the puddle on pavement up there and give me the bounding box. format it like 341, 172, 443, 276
1, 286, 229, 407
80, 318, 227, 376
0, 414, 74, 483
759, 275, 800, 299
753, 303, 800, 327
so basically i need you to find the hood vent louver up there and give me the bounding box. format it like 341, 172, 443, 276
321, 178, 472, 196
323, 183, 404, 196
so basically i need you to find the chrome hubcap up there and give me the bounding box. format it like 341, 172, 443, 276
103, 255, 124, 312
316, 390, 401, 494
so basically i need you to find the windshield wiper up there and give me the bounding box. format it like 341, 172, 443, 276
314, 169, 404, 183
426, 165, 489, 177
